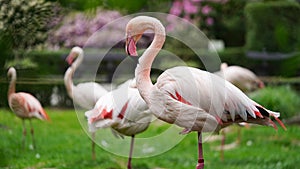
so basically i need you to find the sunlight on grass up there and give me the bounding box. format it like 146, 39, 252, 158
0, 108, 299, 169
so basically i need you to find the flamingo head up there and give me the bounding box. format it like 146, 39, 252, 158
125, 17, 155, 56
257, 80, 265, 89
66, 46, 83, 65
125, 32, 142, 57
7, 67, 16, 79
34, 109, 50, 121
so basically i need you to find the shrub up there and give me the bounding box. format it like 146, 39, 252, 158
245, 1, 300, 52
249, 86, 300, 119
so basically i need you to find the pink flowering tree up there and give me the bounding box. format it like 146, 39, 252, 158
168, 0, 228, 38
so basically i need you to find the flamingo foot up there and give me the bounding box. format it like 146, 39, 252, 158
179, 128, 191, 135
196, 158, 204, 169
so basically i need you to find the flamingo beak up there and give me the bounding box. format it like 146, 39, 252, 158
125, 36, 138, 57
258, 81, 265, 88
66, 52, 76, 65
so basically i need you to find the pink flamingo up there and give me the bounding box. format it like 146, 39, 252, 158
215, 62, 265, 160
85, 79, 152, 169
64, 46, 108, 159
125, 16, 286, 169
7, 67, 50, 149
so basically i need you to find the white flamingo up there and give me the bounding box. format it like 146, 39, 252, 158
64, 46, 108, 159
7, 67, 50, 149
215, 62, 265, 160
125, 16, 286, 169
85, 79, 152, 169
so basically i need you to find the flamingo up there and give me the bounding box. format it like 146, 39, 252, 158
64, 46, 107, 109
85, 79, 152, 169
7, 67, 50, 149
125, 16, 286, 169
216, 62, 265, 92
64, 46, 108, 159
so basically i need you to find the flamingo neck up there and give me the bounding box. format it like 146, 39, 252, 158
64, 67, 75, 99
135, 21, 166, 103
71, 51, 83, 71
8, 72, 16, 98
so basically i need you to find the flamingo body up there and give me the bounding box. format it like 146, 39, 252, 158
86, 79, 152, 136
9, 92, 49, 120
148, 66, 277, 133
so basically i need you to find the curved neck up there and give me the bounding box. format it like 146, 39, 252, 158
135, 21, 166, 103
64, 67, 75, 99
8, 71, 16, 98
71, 51, 83, 71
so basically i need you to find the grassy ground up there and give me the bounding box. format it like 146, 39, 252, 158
0, 108, 299, 169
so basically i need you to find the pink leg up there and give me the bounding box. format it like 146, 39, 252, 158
22, 120, 26, 149
220, 130, 225, 161
127, 135, 135, 169
196, 132, 204, 169
29, 120, 36, 150
92, 132, 96, 160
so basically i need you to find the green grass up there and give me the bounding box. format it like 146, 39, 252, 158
0, 108, 299, 169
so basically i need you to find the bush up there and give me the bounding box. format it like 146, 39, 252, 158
245, 1, 300, 52
249, 85, 300, 119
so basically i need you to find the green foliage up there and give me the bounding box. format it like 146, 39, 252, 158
245, 1, 300, 52
0, 0, 61, 52
250, 86, 300, 119
0, 109, 297, 169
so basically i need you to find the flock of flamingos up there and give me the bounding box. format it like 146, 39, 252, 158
7, 16, 286, 169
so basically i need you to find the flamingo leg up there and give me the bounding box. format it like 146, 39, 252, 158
220, 130, 226, 161
29, 120, 36, 150
127, 135, 135, 169
92, 132, 96, 160
22, 120, 26, 149
196, 132, 204, 169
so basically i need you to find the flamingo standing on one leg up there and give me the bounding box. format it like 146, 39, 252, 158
7, 67, 50, 149
64, 46, 108, 159
214, 62, 265, 160
125, 16, 286, 169
85, 79, 152, 169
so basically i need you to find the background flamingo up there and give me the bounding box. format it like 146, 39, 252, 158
215, 62, 265, 92
85, 79, 152, 169
214, 62, 265, 160
7, 67, 50, 149
64, 46, 108, 159
64, 46, 107, 109
125, 16, 286, 169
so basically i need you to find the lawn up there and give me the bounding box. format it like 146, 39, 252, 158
0, 108, 299, 169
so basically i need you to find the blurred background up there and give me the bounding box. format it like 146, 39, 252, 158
0, 1, 300, 168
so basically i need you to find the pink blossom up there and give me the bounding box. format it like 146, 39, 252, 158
170, 0, 183, 16
206, 17, 214, 26
183, 0, 198, 14
201, 5, 212, 15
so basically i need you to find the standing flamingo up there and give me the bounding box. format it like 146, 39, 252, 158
215, 62, 265, 160
125, 16, 286, 169
85, 79, 152, 169
7, 67, 50, 149
64, 46, 108, 159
